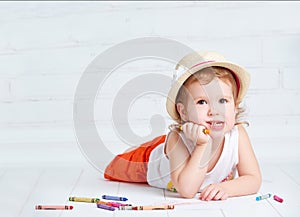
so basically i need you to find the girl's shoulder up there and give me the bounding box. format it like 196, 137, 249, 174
165, 128, 187, 157
166, 128, 182, 145
235, 123, 250, 134
235, 124, 249, 140
229, 124, 249, 141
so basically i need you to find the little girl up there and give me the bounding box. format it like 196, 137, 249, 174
104, 51, 262, 201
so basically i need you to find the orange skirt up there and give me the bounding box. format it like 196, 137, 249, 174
104, 135, 166, 183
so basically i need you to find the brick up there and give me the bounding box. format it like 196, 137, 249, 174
0, 124, 75, 144
11, 74, 80, 99
247, 67, 280, 90
283, 67, 300, 89
0, 79, 10, 99
245, 92, 300, 116
0, 47, 97, 77
189, 37, 262, 66
0, 55, 28, 77
76, 94, 169, 122
262, 35, 300, 66
247, 116, 300, 140
0, 100, 73, 123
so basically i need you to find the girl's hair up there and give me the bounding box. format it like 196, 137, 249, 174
175, 66, 248, 126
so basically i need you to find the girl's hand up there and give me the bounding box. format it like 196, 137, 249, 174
199, 183, 228, 201
181, 122, 210, 146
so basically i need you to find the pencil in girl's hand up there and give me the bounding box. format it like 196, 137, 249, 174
171, 124, 210, 134
202, 128, 210, 134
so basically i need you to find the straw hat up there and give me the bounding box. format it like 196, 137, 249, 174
166, 51, 250, 122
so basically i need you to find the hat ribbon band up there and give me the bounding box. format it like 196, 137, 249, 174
189, 60, 216, 70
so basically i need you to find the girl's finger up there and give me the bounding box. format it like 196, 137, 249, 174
213, 190, 225, 200
199, 184, 213, 200
206, 188, 219, 201
221, 192, 228, 200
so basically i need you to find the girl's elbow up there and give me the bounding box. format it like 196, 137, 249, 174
178, 188, 197, 199
180, 192, 196, 199
256, 175, 262, 191
252, 175, 262, 194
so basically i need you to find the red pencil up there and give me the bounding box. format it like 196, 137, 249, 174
35, 205, 73, 210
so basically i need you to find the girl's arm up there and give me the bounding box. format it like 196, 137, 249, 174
200, 125, 262, 200
166, 131, 211, 198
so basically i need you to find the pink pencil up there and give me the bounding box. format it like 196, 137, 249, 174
273, 195, 284, 203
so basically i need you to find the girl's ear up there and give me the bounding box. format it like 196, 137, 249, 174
176, 103, 188, 122
234, 106, 239, 114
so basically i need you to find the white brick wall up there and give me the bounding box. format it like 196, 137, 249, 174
1, 2, 300, 166
283, 67, 300, 89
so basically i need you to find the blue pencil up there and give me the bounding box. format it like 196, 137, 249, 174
102, 195, 128, 201
256, 193, 271, 201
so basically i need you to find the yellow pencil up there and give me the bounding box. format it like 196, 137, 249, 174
69, 197, 100, 203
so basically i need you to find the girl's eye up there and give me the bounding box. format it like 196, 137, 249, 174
197, 99, 207, 105
219, 98, 228, 104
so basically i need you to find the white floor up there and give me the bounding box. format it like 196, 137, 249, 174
1, 159, 299, 217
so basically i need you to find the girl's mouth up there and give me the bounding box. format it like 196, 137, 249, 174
206, 121, 225, 131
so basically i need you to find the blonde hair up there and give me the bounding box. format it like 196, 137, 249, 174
175, 66, 248, 126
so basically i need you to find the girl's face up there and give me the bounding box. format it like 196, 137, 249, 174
177, 78, 236, 135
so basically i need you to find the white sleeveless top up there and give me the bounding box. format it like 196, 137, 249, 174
147, 126, 239, 192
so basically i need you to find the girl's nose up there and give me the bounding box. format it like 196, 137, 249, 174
208, 103, 221, 116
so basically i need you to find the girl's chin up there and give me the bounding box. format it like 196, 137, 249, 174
209, 129, 226, 139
